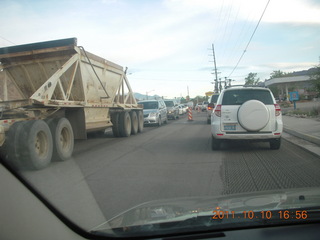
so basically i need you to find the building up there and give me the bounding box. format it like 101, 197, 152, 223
265, 68, 318, 101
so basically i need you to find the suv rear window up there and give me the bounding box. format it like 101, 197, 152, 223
164, 101, 174, 107
210, 95, 219, 103
222, 89, 274, 105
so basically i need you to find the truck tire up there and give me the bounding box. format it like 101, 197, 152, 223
5, 121, 28, 169
20, 120, 53, 170
130, 111, 139, 135
137, 111, 144, 133
111, 113, 121, 137
119, 112, 132, 137
47, 118, 74, 161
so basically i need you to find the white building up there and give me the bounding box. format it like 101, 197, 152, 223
265, 68, 318, 100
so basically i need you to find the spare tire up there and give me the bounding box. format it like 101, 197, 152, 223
237, 100, 269, 131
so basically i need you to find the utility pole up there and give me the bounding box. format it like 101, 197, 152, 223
212, 44, 219, 93
187, 85, 190, 98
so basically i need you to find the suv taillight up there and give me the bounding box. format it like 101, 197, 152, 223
274, 104, 281, 116
214, 104, 221, 117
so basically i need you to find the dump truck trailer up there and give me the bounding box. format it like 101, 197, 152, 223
0, 38, 143, 170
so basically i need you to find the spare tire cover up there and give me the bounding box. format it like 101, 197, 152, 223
238, 100, 269, 131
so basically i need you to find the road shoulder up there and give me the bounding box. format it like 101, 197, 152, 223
282, 132, 320, 158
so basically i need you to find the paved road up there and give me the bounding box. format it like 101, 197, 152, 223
18, 111, 320, 228
71, 112, 320, 220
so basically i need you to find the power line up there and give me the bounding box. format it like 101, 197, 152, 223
0, 36, 15, 46
227, 0, 271, 78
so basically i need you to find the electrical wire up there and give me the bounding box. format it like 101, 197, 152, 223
227, 0, 271, 78
0, 36, 15, 46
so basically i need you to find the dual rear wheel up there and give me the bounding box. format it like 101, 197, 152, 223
6, 118, 74, 170
111, 110, 143, 137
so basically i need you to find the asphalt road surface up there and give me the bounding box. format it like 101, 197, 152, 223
70, 111, 320, 220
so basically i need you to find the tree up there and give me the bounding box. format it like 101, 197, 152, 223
270, 70, 286, 79
244, 72, 260, 85
269, 86, 279, 97
310, 65, 320, 97
180, 97, 187, 103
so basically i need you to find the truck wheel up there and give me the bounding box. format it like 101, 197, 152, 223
20, 120, 53, 170
47, 118, 74, 161
119, 112, 132, 137
130, 111, 139, 135
5, 121, 28, 169
137, 111, 144, 133
111, 113, 120, 137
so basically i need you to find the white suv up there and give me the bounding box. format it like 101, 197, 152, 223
211, 86, 283, 150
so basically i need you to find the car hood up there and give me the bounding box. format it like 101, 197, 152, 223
92, 187, 320, 233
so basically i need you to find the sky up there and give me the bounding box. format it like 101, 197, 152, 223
1, 0, 319, 99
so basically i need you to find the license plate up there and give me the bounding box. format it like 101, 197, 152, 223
224, 124, 236, 131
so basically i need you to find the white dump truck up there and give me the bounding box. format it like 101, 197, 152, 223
0, 38, 143, 170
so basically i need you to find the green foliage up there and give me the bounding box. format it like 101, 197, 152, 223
244, 72, 260, 85
279, 102, 291, 108
180, 97, 187, 103
310, 65, 320, 95
270, 70, 286, 79
269, 86, 279, 97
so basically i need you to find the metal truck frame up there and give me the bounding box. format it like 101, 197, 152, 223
0, 38, 143, 170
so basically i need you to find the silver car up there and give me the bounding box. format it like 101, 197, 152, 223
138, 99, 168, 126
164, 99, 179, 120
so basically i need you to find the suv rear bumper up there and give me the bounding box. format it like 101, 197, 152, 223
211, 114, 283, 140
211, 122, 283, 140
211, 132, 282, 140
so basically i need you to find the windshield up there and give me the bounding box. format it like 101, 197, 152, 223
139, 101, 159, 109
1, 0, 320, 239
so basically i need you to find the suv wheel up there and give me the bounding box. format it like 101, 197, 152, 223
211, 135, 221, 150
270, 138, 281, 150
157, 116, 162, 127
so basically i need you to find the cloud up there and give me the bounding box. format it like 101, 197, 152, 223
264, 0, 320, 24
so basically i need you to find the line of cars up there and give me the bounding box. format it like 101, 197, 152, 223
138, 99, 188, 126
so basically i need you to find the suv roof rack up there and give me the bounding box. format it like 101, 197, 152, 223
225, 83, 267, 89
